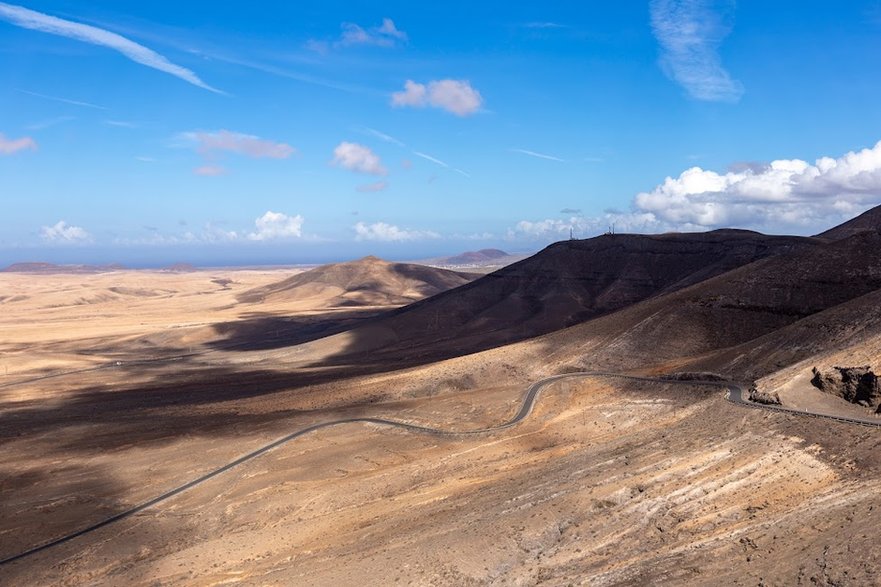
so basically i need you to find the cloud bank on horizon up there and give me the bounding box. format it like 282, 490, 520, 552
354, 221, 439, 242
513, 141, 881, 240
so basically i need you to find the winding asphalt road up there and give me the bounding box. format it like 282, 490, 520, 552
1, 371, 879, 568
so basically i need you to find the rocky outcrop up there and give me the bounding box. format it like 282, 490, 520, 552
811, 366, 881, 410
748, 386, 781, 405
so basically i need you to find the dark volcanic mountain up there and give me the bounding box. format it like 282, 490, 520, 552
321, 229, 820, 362
816, 205, 881, 241
527, 228, 881, 378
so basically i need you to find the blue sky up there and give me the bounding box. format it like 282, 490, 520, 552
2, 1, 881, 266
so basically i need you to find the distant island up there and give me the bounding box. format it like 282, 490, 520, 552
440, 248, 510, 265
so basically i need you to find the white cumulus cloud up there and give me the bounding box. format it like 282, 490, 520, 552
511, 139, 881, 243
248, 211, 304, 241
353, 221, 439, 242
332, 142, 387, 175
40, 220, 92, 244
0, 2, 221, 93
391, 79, 483, 116
391, 80, 426, 107
649, 0, 743, 102
634, 140, 881, 230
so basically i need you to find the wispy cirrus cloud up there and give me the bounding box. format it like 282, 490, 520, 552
392, 79, 483, 116
354, 126, 471, 179
649, 0, 743, 102
26, 115, 75, 130
103, 120, 138, 129
179, 130, 295, 176
521, 20, 572, 31
523, 22, 568, 29
510, 148, 565, 162
413, 151, 470, 178
413, 151, 449, 168
181, 130, 296, 159
358, 126, 406, 147
16, 88, 106, 110
210, 52, 379, 95
0, 132, 37, 155
0, 2, 222, 93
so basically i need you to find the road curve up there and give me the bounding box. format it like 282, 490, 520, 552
1, 372, 878, 567
723, 379, 881, 428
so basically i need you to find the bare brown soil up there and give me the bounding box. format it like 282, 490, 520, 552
1, 255, 881, 586
6, 210, 881, 585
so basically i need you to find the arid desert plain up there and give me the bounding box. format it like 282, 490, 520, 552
4, 208, 881, 585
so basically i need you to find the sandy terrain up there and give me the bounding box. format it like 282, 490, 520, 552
3, 264, 881, 586
0, 269, 306, 375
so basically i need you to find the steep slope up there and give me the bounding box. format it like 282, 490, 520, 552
237, 256, 476, 308
816, 205, 881, 241
315, 230, 818, 363
517, 230, 881, 375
